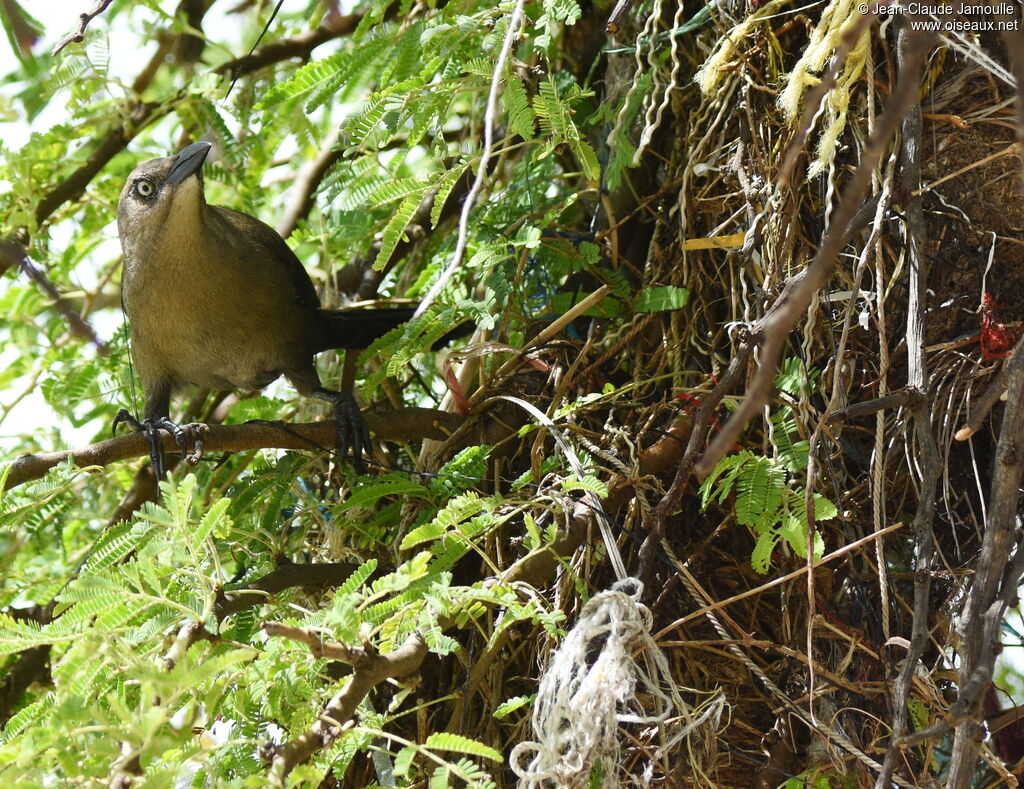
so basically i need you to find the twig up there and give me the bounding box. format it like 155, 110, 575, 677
263, 627, 428, 783
913, 143, 1019, 197
413, 0, 528, 319
51, 0, 114, 56
826, 387, 924, 423
655, 521, 906, 633
693, 29, 933, 479
0, 240, 107, 353
874, 22, 942, 787
639, 340, 753, 583
471, 285, 610, 400
4, 408, 462, 490
954, 367, 1007, 441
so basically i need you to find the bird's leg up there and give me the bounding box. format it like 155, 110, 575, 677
312, 388, 370, 472
112, 410, 207, 477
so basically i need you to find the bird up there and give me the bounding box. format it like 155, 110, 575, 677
115, 140, 416, 476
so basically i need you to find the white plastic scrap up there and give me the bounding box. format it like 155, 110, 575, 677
511, 578, 725, 788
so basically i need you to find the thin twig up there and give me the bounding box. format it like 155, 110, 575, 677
0, 240, 107, 353
954, 367, 1007, 441
51, 0, 114, 56
413, 0, 528, 319
693, 29, 933, 479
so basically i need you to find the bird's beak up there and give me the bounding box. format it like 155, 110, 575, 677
166, 141, 213, 185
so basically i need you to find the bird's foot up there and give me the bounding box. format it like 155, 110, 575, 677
314, 391, 370, 472
113, 410, 208, 477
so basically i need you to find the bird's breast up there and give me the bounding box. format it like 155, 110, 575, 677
122, 239, 313, 392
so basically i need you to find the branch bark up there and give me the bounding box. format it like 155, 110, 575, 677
693, 27, 934, 479
945, 19, 1024, 785
874, 19, 941, 788
263, 627, 428, 784
51, 0, 114, 56
5, 408, 463, 490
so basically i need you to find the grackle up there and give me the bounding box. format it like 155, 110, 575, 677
115, 141, 415, 475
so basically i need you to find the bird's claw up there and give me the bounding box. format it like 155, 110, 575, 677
331, 392, 370, 473
112, 410, 207, 477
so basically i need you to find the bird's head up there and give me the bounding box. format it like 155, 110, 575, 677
118, 141, 213, 263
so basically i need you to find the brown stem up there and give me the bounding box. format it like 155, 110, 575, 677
5, 408, 463, 490
874, 20, 942, 788
0, 240, 108, 353
51, 0, 114, 56
263, 627, 428, 783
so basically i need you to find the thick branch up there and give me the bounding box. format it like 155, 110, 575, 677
5, 408, 462, 490
215, 561, 357, 620
826, 387, 924, 423
946, 336, 1024, 786
954, 368, 1007, 441
214, 13, 362, 78
0, 646, 50, 725
946, 19, 1024, 787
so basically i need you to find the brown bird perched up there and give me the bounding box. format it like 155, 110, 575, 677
115, 141, 414, 475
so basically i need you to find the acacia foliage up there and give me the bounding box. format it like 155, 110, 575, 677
0, 0, 628, 785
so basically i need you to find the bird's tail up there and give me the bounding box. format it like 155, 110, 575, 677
313, 307, 416, 353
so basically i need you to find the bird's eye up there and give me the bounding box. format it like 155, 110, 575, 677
135, 178, 155, 199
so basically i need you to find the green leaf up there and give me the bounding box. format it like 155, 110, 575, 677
503, 72, 535, 141
374, 193, 423, 270
423, 732, 503, 762
256, 42, 383, 113
635, 285, 690, 313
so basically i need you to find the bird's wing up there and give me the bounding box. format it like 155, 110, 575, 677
210, 205, 321, 310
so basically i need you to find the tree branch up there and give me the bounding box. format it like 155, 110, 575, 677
5, 408, 463, 490
263, 627, 428, 783
693, 28, 933, 478
0, 240, 108, 353
50, 0, 114, 56
214, 12, 362, 79
215, 561, 357, 620
946, 18, 1024, 781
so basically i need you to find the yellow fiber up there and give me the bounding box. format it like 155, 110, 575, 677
694, 0, 791, 96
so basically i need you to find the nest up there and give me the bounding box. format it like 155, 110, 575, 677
408, 7, 1024, 787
